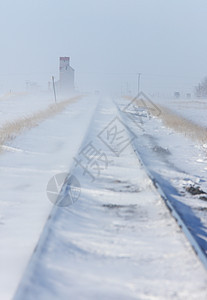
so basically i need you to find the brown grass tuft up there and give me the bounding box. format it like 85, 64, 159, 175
156, 105, 207, 144
124, 96, 207, 144
0, 96, 81, 152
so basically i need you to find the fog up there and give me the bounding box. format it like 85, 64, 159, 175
0, 0, 207, 96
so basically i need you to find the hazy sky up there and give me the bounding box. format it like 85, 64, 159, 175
0, 0, 207, 96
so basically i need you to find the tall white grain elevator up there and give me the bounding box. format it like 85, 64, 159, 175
59, 57, 74, 94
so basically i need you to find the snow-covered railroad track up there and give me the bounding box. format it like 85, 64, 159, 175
116, 101, 207, 271
14, 97, 207, 300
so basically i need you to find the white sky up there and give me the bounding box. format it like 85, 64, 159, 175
0, 0, 207, 96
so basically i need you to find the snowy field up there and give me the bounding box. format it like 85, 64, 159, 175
0, 93, 207, 299
154, 96, 207, 129
0, 92, 56, 127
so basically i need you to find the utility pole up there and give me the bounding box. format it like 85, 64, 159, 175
137, 72, 141, 96
52, 76, 57, 103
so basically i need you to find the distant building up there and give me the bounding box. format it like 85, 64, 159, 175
56, 57, 75, 95
174, 92, 180, 99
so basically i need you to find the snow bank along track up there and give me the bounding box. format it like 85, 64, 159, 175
13, 97, 207, 299
0, 95, 81, 152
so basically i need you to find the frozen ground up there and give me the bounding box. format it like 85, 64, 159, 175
0, 94, 207, 299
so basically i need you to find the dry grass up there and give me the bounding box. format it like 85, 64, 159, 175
124, 96, 207, 144
0, 96, 81, 152
156, 105, 207, 144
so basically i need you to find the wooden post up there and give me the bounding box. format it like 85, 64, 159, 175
137, 73, 141, 96
52, 76, 57, 103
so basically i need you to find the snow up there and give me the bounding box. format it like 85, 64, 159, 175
0, 93, 207, 299
14, 98, 207, 299
0, 91, 70, 127
0, 95, 98, 300
154, 96, 207, 128
118, 96, 207, 256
